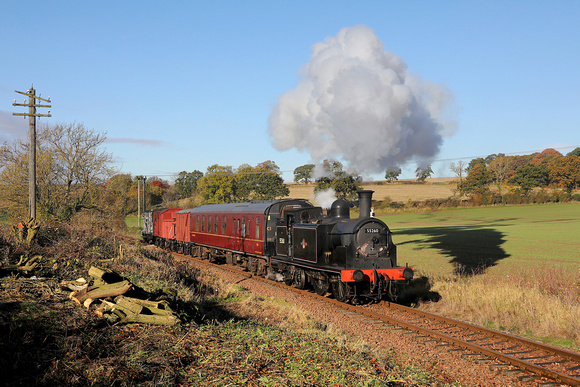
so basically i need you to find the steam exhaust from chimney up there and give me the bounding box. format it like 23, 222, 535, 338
268, 25, 456, 177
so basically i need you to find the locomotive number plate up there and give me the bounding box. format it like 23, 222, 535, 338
365, 228, 380, 234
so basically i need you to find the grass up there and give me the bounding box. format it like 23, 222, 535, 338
124, 214, 142, 239
379, 203, 580, 277
419, 268, 580, 349
381, 203, 580, 348
177, 320, 411, 386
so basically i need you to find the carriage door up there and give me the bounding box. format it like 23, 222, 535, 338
234, 218, 241, 251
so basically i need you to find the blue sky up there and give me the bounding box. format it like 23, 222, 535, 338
1, 1, 579, 182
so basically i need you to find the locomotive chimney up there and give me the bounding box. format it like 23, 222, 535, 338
358, 190, 374, 218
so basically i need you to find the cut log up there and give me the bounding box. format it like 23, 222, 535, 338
72, 280, 131, 305
83, 298, 94, 309
114, 296, 144, 315
119, 313, 180, 326
88, 266, 123, 286
114, 296, 170, 310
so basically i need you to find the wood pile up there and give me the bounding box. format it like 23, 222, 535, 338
63, 266, 180, 326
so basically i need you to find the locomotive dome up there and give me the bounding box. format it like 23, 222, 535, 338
329, 198, 350, 219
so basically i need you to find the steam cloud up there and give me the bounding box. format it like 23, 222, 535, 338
268, 25, 455, 176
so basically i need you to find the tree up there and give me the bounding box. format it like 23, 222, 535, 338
253, 171, 289, 200
234, 163, 255, 201
415, 165, 433, 182
293, 164, 315, 184
197, 165, 235, 203
449, 161, 467, 184
101, 174, 137, 216
509, 163, 549, 192
314, 159, 361, 200
566, 147, 580, 157
459, 163, 490, 195
322, 159, 344, 176
174, 170, 203, 198
548, 155, 580, 192
384, 167, 402, 183
488, 156, 511, 196
252, 161, 289, 199
530, 148, 562, 165
0, 122, 116, 220
149, 179, 170, 205
466, 158, 486, 173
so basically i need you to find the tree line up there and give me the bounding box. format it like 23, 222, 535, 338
1, 122, 578, 224
454, 148, 580, 197
0, 123, 290, 222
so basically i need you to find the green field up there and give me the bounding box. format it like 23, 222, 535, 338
379, 203, 580, 277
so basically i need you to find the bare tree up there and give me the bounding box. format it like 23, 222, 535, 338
450, 161, 468, 183
0, 122, 117, 219
488, 156, 511, 196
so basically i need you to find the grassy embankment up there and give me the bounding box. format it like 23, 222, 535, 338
380, 203, 580, 349
0, 219, 430, 385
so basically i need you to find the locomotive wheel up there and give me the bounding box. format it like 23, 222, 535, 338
313, 274, 329, 296
332, 281, 350, 303
294, 268, 307, 289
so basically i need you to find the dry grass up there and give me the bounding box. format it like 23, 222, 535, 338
285, 179, 458, 205
418, 266, 580, 348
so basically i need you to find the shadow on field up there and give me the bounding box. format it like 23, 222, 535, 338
396, 225, 510, 275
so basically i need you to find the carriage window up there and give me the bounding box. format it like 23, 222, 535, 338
201, 216, 206, 232
247, 219, 251, 238
215, 217, 219, 234
208, 216, 212, 233
196, 215, 200, 232
255, 218, 260, 238
242, 217, 246, 237
222, 216, 227, 234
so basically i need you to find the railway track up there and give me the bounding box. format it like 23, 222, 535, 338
175, 252, 580, 386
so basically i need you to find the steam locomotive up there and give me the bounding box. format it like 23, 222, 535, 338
143, 190, 413, 302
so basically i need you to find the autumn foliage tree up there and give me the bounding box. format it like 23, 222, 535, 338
459, 163, 491, 195
548, 155, 580, 192
149, 179, 171, 205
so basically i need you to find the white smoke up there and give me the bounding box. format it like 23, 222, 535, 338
313, 188, 337, 209
268, 25, 455, 176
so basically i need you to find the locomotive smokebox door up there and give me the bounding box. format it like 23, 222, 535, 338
293, 227, 317, 262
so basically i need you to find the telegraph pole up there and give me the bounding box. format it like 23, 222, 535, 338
13, 86, 52, 219
137, 177, 141, 228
